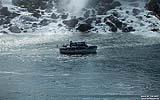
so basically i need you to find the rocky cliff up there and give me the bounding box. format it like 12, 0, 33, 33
0, 0, 159, 34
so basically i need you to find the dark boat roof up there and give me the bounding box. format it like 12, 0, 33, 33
70, 41, 86, 47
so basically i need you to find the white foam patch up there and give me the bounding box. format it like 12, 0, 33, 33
0, 32, 71, 50
132, 31, 160, 38
0, 71, 22, 75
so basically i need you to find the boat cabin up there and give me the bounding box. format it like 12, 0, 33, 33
70, 41, 87, 47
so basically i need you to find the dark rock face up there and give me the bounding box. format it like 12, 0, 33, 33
104, 15, 135, 33
85, 17, 96, 25
39, 19, 51, 26
0, 7, 11, 16
9, 25, 21, 33
88, 0, 114, 7
112, 10, 121, 18
96, 7, 108, 15
84, 10, 90, 18
61, 13, 68, 19
146, 0, 160, 18
132, 8, 141, 16
0, 17, 11, 25
0, 7, 20, 20
63, 19, 79, 28
0, 7, 20, 26
87, 0, 121, 15
95, 17, 102, 24
122, 26, 135, 32
32, 10, 41, 18
105, 21, 117, 32
110, 1, 122, 9
104, 15, 124, 29
32, 23, 38, 27
0, 31, 8, 34
12, 0, 50, 10
151, 28, 159, 32
51, 13, 58, 19
76, 24, 93, 32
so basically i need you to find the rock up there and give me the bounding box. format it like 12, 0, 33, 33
104, 15, 124, 29
20, 15, 37, 22
110, 27, 118, 32
99, 0, 113, 4
110, 1, 122, 9
0, 7, 20, 19
9, 12, 20, 19
112, 10, 121, 17
0, 31, 8, 34
96, 6, 107, 15
151, 28, 159, 32
122, 26, 135, 32
145, 14, 152, 18
45, 1, 54, 10
63, 19, 79, 28
146, 0, 160, 18
119, 7, 123, 10
58, 24, 62, 27
0, 7, 11, 16
84, 10, 90, 18
88, 0, 113, 7
78, 17, 85, 21
23, 30, 27, 33
76, 24, 93, 32
132, 8, 141, 16
140, 23, 145, 26
39, 19, 51, 26
93, 0, 120, 15
41, 11, 45, 15
32, 10, 41, 18
3, 25, 8, 28
126, 11, 130, 14
136, 16, 143, 20
61, 13, 68, 19
91, 9, 96, 17
12, 0, 49, 10
95, 17, 102, 24
51, 13, 58, 19
105, 21, 117, 32
85, 17, 96, 25
32, 23, 38, 27
0, 17, 11, 25
9, 25, 21, 33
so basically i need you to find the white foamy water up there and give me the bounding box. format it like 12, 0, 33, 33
0, 32, 160, 100
59, 0, 89, 15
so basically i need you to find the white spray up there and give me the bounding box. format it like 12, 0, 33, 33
61, 0, 89, 15
1, 0, 12, 5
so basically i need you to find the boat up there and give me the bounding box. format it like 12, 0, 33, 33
59, 41, 97, 54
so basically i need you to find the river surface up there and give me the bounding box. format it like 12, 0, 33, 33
0, 32, 160, 100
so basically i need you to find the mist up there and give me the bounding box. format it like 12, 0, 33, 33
61, 0, 89, 15
1, 0, 12, 5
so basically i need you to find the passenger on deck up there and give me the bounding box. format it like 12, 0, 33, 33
70, 41, 73, 47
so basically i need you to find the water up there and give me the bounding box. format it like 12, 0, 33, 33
0, 32, 160, 100
1, 0, 12, 6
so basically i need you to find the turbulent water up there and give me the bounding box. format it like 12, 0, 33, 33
0, 0, 160, 99
0, 32, 160, 100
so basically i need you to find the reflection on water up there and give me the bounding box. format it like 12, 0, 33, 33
0, 32, 160, 100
